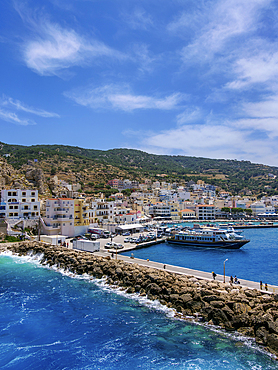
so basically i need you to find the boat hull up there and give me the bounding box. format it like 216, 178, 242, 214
167, 239, 249, 249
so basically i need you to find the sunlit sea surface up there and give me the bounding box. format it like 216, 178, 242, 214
0, 251, 278, 369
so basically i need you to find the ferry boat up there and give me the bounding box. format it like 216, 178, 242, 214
167, 227, 250, 249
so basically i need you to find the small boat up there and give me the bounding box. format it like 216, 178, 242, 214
167, 227, 250, 249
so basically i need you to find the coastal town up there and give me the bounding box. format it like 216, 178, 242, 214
1, 175, 278, 242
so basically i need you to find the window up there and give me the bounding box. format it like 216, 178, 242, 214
22, 192, 26, 196
31, 199, 35, 202
34, 205, 38, 210
22, 199, 26, 202
8, 192, 11, 196
9, 206, 13, 209
31, 192, 35, 196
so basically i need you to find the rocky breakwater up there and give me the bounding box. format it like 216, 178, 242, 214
2, 241, 278, 357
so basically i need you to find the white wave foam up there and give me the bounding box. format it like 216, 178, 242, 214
1, 251, 276, 359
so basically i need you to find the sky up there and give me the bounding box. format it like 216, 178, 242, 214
1, 0, 278, 166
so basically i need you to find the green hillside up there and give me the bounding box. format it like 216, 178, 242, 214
1, 142, 278, 196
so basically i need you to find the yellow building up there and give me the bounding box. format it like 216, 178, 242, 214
74, 199, 92, 226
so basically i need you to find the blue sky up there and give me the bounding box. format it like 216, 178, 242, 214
1, 0, 278, 166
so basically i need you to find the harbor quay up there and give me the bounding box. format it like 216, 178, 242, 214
70, 231, 278, 293
2, 241, 278, 357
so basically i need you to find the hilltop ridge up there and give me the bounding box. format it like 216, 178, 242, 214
1, 142, 278, 197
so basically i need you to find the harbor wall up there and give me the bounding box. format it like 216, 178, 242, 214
1, 241, 278, 357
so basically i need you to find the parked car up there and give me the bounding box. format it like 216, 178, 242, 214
124, 237, 132, 243
122, 232, 130, 236
130, 237, 138, 243
104, 242, 117, 249
114, 243, 124, 250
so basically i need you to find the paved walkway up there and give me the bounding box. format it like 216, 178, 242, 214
95, 250, 278, 294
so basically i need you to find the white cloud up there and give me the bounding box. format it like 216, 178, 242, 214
178, 0, 271, 63
2, 96, 59, 117
138, 122, 278, 165
64, 84, 187, 111
176, 107, 203, 125
0, 108, 35, 125
226, 50, 278, 90
16, 7, 124, 76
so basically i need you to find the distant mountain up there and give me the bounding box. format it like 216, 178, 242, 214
1, 142, 278, 197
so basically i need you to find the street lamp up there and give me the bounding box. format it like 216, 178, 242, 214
223, 258, 228, 283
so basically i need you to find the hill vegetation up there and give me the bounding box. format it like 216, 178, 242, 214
1, 142, 278, 197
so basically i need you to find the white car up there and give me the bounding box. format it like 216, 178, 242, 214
114, 243, 124, 250
124, 237, 132, 243
104, 242, 117, 249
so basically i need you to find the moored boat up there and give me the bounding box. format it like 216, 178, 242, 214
167, 227, 250, 249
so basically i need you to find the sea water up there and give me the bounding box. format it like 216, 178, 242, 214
122, 228, 278, 285
0, 253, 277, 369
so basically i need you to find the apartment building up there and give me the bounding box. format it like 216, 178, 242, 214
91, 199, 114, 223
44, 198, 74, 236
0, 189, 40, 219
196, 204, 216, 220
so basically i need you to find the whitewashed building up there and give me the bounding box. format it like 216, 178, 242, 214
0, 189, 40, 219
43, 198, 75, 237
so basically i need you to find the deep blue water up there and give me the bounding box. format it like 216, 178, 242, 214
0, 254, 278, 369
122, 228, 278, 286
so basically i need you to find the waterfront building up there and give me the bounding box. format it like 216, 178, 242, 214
196, 204, 216, 220
250, 201, 266, 216
180, 208, 196, 219
44, 198, 75, 237
74, 199, 95, 234
148, 202, 171, 219
0, 189, 40, 220
91, 198, 114, 223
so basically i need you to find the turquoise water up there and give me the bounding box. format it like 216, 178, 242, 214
0, 253, 278, 369
122, 228, 278, 286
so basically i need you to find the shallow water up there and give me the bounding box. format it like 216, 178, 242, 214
122, 228, 278, 285
0, 254, 278, 369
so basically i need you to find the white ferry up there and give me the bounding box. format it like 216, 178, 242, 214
167, 227, 250, 249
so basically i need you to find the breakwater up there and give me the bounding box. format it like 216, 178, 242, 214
2, 241, 278, 357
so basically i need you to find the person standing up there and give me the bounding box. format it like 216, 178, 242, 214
265, 283, 268, 291
260, 281, 263, 290
212, 271, 217, 280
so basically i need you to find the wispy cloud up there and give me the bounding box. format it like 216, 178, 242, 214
169, 0, 272, 64
123, 8, 154, 31
2, 96, 59, 117
64, 84, 187, 111
15, 5, 124, 76
0, 108, 35, 126
0, 96, 59, 125
226, 49, 278, 90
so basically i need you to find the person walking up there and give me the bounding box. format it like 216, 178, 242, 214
212, 271, 217, 280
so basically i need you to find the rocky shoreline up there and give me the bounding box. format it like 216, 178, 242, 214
1, 241, 278, 358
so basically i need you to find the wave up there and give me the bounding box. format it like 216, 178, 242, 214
0, 250, 275, 360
